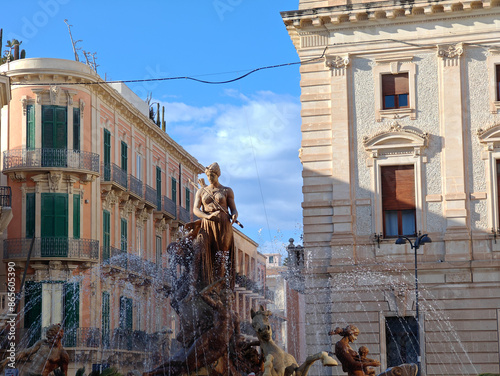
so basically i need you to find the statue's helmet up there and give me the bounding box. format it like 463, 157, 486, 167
206, 162, 221, 177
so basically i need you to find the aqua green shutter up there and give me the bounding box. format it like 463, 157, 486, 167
185, 187, 190, 209
103, 210, 110, 261
73, 194, 80, 239
42, 105, 67, 149
24, 281, 42, 346
121, 142, 128, 173
156, 166, 162, 209
103, 129, 111, 180
41, 193, 68, 257
171, 177, 177, 202
27, 105, 35, 150
73, 107, 80, 151
120, 219, 127, 252
102, 292, 110, 347
26, 193, 35, 238
64, 282, 80, 347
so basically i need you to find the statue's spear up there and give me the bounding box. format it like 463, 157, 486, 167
189, 179, 244, 228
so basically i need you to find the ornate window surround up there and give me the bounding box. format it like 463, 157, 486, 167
487, 47, 500, 114
373, 56, 416, 122
477, 123, 500, 230
364, 121, 429, 237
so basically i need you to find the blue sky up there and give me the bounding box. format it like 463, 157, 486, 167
1, 0, 304, 254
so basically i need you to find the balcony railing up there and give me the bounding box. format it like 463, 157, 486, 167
128, 175, 143, 198
144, 184, 158, 208
4, 238, 99, 261
3, 148, 100, 173
162, 196, 176, 218
63, 327, 101, 348
0, 186, 11, 207
102, 246, 164, 281
178, 206, 191, 224
101, 163, 128, 189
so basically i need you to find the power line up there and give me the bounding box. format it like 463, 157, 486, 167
10, 49, 327, 87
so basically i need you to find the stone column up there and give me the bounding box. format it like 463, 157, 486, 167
437, 43, 471, 260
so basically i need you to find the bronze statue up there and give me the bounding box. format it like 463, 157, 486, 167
192, 162, 238, 289
329, 325, 380, 376
250, 306, 337, 376
0, 323, 69, 376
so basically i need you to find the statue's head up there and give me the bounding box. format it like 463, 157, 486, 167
359, 345, 369, 356
250, 305, 272, 341
45, 324, 64, 343
205, 162, 221, 184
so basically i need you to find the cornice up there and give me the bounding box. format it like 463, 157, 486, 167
7, 65, 204, 175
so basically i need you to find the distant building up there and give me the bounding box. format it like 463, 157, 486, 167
0, 58, 263, 374
283, 0, 500, 374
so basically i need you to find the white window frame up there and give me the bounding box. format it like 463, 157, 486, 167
136, 154, 142, 181
488, 47, 500, 114
364, 122, 428, 242
373, 56, 416, 122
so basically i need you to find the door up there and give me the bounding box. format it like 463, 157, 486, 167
41, 193, 68, 257
42, 106, 67, 167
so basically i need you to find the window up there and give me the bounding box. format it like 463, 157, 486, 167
381, 165, 416, 237
63, 282, 80, 347
156, 236, 162, 266
73, 107, 80, 151
103, 210, 110, 261
137, 227, 144, 257
185, 187, 190, 209
42, 106, 67, 167
102, 292, 110, 348
26, 193, 35, 238
103, 129, 111, 180
269, 256, 274, 264
382, 73, 409, 109
121, 219, 128, 252
27, 105, 35, 150
136, 154, 142, 180
171, 177, 177, 202
156, 166, 162, 209
496, 64, 500, 101
119, 296, 133, 330
24, 281, 42, 346
121, 141, 128, 173
73, 194, 80, 239
385, 316, 418, 367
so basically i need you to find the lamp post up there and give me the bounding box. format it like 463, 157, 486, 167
395, 233, 432, 375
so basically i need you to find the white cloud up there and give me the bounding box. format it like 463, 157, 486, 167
161, 91, 303, 245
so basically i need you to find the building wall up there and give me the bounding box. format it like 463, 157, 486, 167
283, 2, 500, 375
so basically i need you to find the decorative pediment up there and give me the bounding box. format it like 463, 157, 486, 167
477, 123, 500, 150
363, 121, 429, 158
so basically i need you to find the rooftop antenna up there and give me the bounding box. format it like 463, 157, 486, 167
64, 19, 81, 62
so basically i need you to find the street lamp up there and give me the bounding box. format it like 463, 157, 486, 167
395, 233, 432, 375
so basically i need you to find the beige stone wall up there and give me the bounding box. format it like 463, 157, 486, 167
283, 2, 500, 375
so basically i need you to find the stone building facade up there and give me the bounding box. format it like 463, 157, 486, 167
0, 58, 266, 374
282, 1, 500, 375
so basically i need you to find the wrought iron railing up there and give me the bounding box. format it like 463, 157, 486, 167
178, 206, 191, 223
101, 163, 128, 189
3, 148, 100, 173
3, 238, 99, 260
102, 246, 164, 281
144, 184, 158, 208
63, 327, 101, 348
128, 175, 143, 197
162, 196, 176, 217
0, 186, 11, 207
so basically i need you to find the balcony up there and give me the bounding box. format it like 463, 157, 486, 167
161, 196, 176, 219
178, 206, 191, 224
0, 186, 12, 235
3, 237, 99, 262
0, 186, 12, 207
128, 175, 143, 199
101, 163, 128, 190
3, 148, 100, 180
144, 184, 159, 209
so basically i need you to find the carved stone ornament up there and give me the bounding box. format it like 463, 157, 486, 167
120, 199, 136, 218
48, 171, 63, 192
102, 189, 118, 210
137, 208, 149, 224
21, 96, 28, 115
325, 54, 350, 69
50, 85, 60, 105
79, 99, 85, 116
437, 43, 464, 59
156, 217, 169, 235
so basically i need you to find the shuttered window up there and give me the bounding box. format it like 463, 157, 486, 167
24, 281, 42, 346
73, 194, 80, 239
121, 219, 128, 252
119, 296, 133, 330
185, 187, 190, 209
496, 65, 500, 101
102, 291, 110, 348
381, 165, 416, 237
382, 73, 409, 110
27, 105, 35, 150
121, 141, 128, 173
26, 193, 35, 238
63, 282, 80, 347
156, 166, 162, 209
73, 107, 80, 151
103, 210, 110, 261
171, 177, 177, 202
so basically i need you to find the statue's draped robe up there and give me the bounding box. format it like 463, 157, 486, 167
195, 186, 235, 288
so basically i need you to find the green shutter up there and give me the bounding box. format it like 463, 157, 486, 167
119, 296, 133, 330
26, 193, 35, 238
42, 105, 67, 149
73, 194, 80, 239
156, 166, 162, 208
24, 281, 42, 346
103, 129, 111, 180
121, 219, 127, 252
185, 187, 190, 209
121, 142, 128, 173
171, 177, 177, 202
73, 107, 80, 151
27, 105, 35, 150
103, 210, 110, 261
41, 193, 68, 257
64, 282, 80, 347
102, 291, 110, 347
